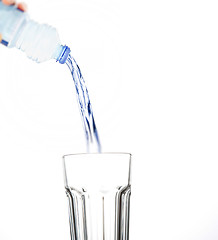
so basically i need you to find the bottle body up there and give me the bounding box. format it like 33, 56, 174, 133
0, 2, 70, 63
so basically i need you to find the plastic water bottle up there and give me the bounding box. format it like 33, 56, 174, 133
0, 1, 70, 64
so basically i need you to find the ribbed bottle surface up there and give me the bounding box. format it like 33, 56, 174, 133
0, 2, 70, 63
15, 20, 61, 63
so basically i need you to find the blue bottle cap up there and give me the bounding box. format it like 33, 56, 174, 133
58, 45, 71, 64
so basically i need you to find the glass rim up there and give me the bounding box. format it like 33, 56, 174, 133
63, 152, 132, 159
62, 152, 132, 187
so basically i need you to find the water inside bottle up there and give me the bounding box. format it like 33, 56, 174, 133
65, 54, 101, 153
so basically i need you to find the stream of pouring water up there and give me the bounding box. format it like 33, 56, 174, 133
66, 54, 101, 153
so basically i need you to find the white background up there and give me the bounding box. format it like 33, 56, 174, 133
0, 0, 218, 239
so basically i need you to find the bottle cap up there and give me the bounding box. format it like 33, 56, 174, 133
58, 45, 71, 64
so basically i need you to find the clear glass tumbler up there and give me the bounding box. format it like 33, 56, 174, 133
63, 153, 132, 240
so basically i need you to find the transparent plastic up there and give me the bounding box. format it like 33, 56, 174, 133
63, 153, 132, 240
0, 1, 70, 63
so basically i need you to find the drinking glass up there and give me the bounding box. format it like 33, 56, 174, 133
63, 153, 132, 240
